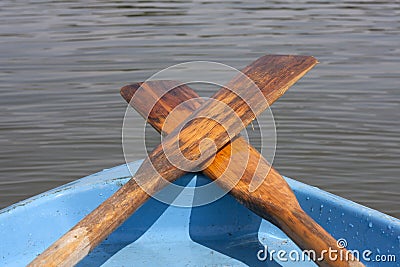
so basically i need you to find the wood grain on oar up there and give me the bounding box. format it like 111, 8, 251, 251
29, 55, 317, 267
122, 80, 364, 267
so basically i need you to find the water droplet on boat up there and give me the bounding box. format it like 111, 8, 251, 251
368, 222, 373, 228
306, 196, 310, 200
327, 217, 331, 222
387, 225, 392, 230
356, 231, 359, 236
349, 223, 354, 228
329, 209, 332, 213
320, 204, 324, 208
311, 207, 314, 212
377, 248, 380, 254
341, 213, 344, 216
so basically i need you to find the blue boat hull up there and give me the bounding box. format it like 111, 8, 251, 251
1, 160, 399, 266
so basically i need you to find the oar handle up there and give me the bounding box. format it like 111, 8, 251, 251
275, 207, 364, 267
28, 179, 147, 267
28, 159, 186, 267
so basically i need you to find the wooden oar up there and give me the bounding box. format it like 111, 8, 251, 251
122, 80, 364, 267
29, 55, 317, 266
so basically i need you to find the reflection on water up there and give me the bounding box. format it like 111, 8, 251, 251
0, 1, 399, 217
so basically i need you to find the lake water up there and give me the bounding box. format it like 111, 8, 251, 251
0, 1, 399, 217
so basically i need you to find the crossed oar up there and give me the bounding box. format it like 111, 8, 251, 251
30, 55, 363, 266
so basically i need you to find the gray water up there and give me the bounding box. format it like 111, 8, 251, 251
0, 1, 399, 218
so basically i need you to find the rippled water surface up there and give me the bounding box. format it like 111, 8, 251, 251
0, 1, 399, 217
